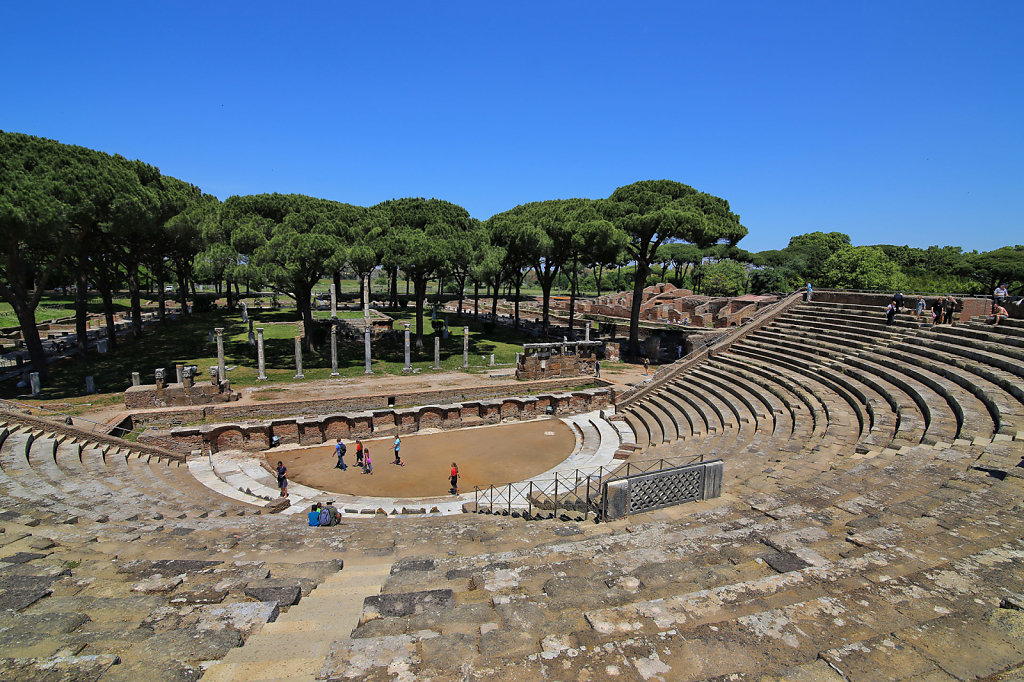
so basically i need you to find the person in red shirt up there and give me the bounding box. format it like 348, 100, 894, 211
449, 462, 459, 495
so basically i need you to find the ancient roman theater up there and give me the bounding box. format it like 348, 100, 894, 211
1, 290, 1022, 680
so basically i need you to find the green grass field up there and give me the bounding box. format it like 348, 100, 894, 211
4, 306, 541, 402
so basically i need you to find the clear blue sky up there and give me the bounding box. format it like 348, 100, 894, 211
3, 1, 1021, 253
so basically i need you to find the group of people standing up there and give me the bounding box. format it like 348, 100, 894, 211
887, 293, 960, 326
334, 438, 374, 474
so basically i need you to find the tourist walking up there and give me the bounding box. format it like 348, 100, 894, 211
931, 298, 943, 324
885, 300, 896, 325
393, 436, 404, 466
334, 439, 347, 470
594, 360, 601, 378
276, 461, 288, 498
893, 292, 904, 313
915, 296, 926, 318
362, 449, 373, 474
355, 440, 364, 467
805, 282, 813, 302
642, 356, 650, 375
942, 295, 957, 325
450, 462, 459, 495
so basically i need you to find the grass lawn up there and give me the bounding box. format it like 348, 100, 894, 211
0, 294, 143, 326
3, 307, 539, 403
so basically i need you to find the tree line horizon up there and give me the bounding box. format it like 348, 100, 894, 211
3, 130, 1022, 380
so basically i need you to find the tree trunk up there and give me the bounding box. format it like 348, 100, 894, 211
225, 278, 234, 310
540, 280, 553, 336
75, 265, 89, 355
405, 271, 410, 296
12, 300, 49, 382
473, 281, 479, 319
333, 271, 342, 303
628, 260, 649, 356
568, 258, 579, 338
390, 267, 398, 308
595, 264, 604, 297
414, 277, 427, 350
99, 285, 117, 349
514, 280, 522, 329
156, 270, 166, 322
296, 283, 315, 352
491, 277, 500, 319
126, 263, 143, 337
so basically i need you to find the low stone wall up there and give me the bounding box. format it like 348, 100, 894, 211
169, 387, 613, 454
0, 410, 185, 462
127, 376, 610, 429
815, 291, 999, 320
124, 380, 239, 409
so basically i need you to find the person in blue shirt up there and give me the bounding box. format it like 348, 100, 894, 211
307, 503, 321, 526
334, 439, 347, 470
393, 435, 404, 466
805, 282, 813, 302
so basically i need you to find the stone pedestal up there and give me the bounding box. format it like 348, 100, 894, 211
462, 327, 469, 368
434, 336, 440, 370
215, 327, 225, 382
330, 325, 339, 376
294, 337, 304, 379
209, 366, 219, 386
489, 354, 495, 366
131, 371, 141, 387
175, 364, 184, 383
29, 372, 41, 396
85, 376, 94, 394
256, 328, 267, 381
330, 283, 337, 320
241, 303, 248, 323
154, 368, 167, 390
364, 326, 373, 374
585, 321, 591, 341
97, 339, 108, 353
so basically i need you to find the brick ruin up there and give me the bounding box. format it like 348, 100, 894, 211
515, 341, 602, 380
552, 283, 780, 328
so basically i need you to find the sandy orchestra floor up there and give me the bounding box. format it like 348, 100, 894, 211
263, 417, 576, 498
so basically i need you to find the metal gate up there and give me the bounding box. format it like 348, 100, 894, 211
602, 458, 723, 519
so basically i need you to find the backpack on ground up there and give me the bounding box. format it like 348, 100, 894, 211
318, 509, 331, 526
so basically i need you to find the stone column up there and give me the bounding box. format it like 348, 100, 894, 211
330, 283, 337, 320
363, 274, 370, 319
434, 336, 440, 370
489, 354, 495, 366
330, 325, 339, 376
29, 372, 41, 396
294, 337, 304, 379
85, 376, 94, 394
256, 328, 267, 380
131, 371, 141, 386
175, 364, 184, 384
403, 324, 412, 372
462, 326, 469, 368
585, 320, 591, 341
363, 325, 373, 374
215, 328, 225, 382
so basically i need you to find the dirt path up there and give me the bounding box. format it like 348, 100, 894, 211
265, 418, 576, 498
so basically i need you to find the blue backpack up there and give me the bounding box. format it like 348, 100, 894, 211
318, 509, 332, 526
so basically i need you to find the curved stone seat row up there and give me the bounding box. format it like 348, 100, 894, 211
170, 387, 612, 454
617, 300, 1024, 471
316, 409, 1024, 680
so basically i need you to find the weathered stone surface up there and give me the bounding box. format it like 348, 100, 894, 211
317, 634, 417, 680
2, 552, 47, 565
169, 587, 228, 604
243, 582, 301, 606
542, 575, 592, 599
0, 653, 120, 682
196, 601, 279, 638
116, 559, 220, 578
445, 561, 511, 580
0, 574, 60, 611
211, 561, 270, 592
134, 627, 242, 663
361, 589, 454, 621
894, 613, 1024, 680
762, 550, 813, 574
130, 575, 183, 593
418, 632, 478, 671
27, 538, 56, 550
390, 559, 435, 575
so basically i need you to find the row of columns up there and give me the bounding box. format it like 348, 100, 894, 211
208, 303, 479, 384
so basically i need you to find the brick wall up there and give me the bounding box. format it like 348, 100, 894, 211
170, 387, 613, 453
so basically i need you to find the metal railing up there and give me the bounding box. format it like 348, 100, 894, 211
471, 452, 705, 522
